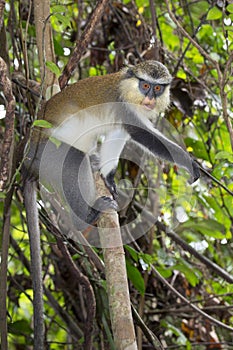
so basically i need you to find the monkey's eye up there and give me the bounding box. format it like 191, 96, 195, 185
154, 85, 161, 91
140, 81, 151, 91
154, 84, 164, 95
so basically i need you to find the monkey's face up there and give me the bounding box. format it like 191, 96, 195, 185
119, 76, 171, 115
119, 60, 172, 115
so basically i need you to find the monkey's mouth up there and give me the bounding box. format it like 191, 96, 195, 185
143, 104, 155, 110
141, 97, 156, 110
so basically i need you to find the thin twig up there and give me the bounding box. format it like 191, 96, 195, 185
57, 238, 96, 350
151, 264, 233, 332
164, 0, 219, 68
59, 0, 110, 88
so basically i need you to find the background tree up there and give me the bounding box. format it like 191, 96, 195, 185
0, 0, 233, 349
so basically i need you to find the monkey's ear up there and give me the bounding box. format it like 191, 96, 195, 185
124, 68, 134, 78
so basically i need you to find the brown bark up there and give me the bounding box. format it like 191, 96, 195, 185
0, 57, 15, 191
34, 0, 59, 98
95, 174, 138, 349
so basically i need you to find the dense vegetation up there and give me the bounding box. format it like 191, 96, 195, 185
0, 0, 233, 349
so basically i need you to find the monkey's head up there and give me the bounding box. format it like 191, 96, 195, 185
119, 60, 172, 115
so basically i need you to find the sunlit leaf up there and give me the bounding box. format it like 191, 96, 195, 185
185, 138, 209, 160
33, 120, 52, 128
52, 5, 67, 13
226, 4, 233, 13
215, 151, 233, 162
207, 7, 222, 20
156, 266, 172, 279
179, 219, 226, 239
45, 61, 61, 77
54, 13, 71, 28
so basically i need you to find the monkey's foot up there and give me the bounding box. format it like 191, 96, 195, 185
102, 170, 118, 199
86, 196, 118, 224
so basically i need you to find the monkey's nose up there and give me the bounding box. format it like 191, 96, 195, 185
142, 96, 156, 110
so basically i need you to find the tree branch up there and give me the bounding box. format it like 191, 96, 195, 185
23, 180, 44, 350
0, 57, 15, 191
95, 174, 138, 349
0, 188, 13, 350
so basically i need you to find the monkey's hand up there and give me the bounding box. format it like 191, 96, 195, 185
86, 196, 118, 224
102, 169, 118, 199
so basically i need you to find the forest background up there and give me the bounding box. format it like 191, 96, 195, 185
0, 0, 233, 349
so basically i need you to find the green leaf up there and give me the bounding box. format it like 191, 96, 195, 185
179, 219, 226, 239
227, 4, 233, 13
173, 263, 200, 287
54, 13, 71, 28
52, 5, 67, 13
8, 320, 33, 335
207, 7, 222, 20
33, 120, 53, 128
156, 266, 172, 279
45, 61, 61, 77
54, 38, 64, 56
0, 191, 6, 199
185, 138, 209, 160
126, 260, 145, 295
136, 0, 149, 7
215, 151, 233, 162
124, 245, 139, 262
161, 321, 188, 345
139, 252, 153, 266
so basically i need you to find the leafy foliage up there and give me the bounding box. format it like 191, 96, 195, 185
1, 0, 233, 349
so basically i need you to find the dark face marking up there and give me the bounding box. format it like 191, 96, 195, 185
139, 80, 166, 99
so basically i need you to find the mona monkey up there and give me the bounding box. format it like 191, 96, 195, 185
25, 60, 200, 231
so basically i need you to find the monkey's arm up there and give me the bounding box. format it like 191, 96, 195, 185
124, 123, 200, 183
